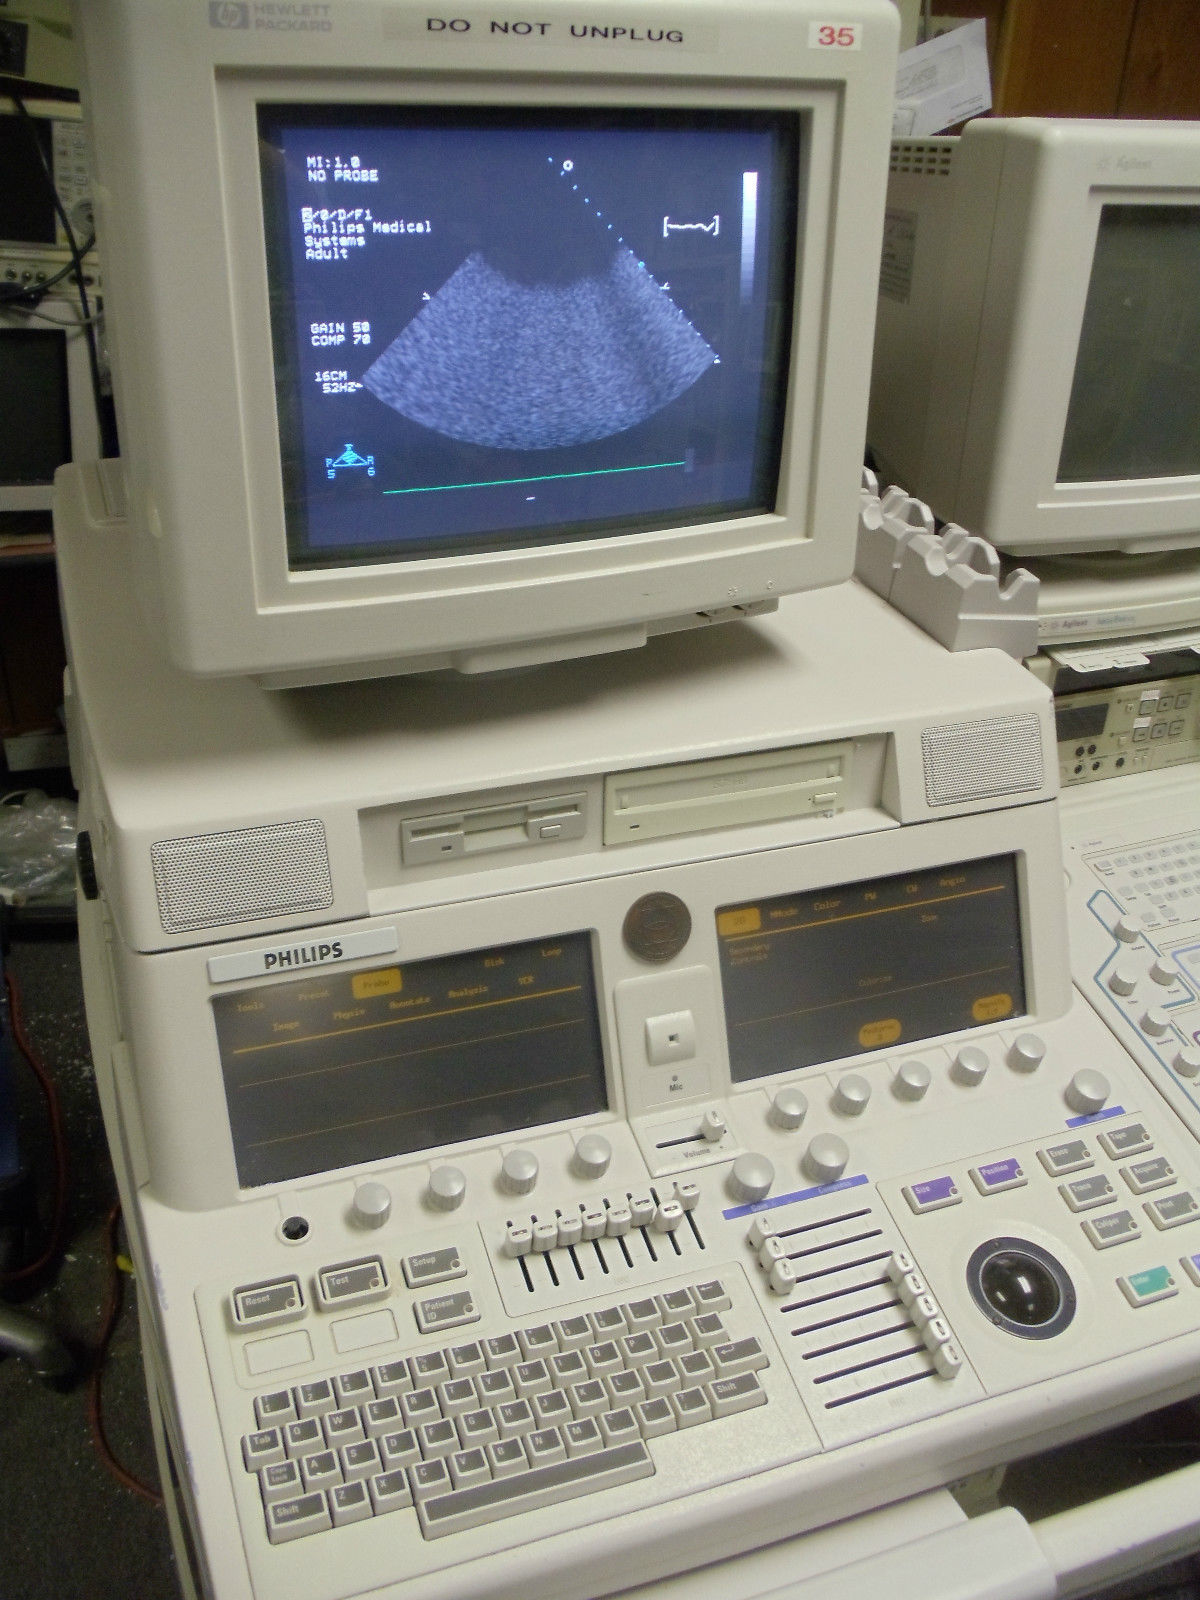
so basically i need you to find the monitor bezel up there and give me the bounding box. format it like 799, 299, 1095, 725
0, 292, 101, 513
219, 75, 836, 642
952, 122, 1200, 556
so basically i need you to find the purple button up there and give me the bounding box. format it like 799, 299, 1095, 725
913, 1176, 957, 1204
903, 1175, 962, 1214
976, 1159, 1023, 1190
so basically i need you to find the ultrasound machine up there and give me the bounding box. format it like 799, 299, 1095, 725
56, 6, 1200, 1599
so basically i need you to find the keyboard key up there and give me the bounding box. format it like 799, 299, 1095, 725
368, 1469, 413, 1515
418, 1418, 460, 1459
636, 1396, 676, 1438
259, 1459, 302, 1504
265, 1491, 331, 1544
243, 1428, 285, 1472
378, 1429, 421, 1471
449, 1447, 491, 1488
329, 1480, 372, 1526
341, 1439, 382, 1482
322, 1409, 364, 1449
333, 1370, 374, 1408
524, 1426, 567, 1467
363, 1397, 403, 1437
671, 1387, 712, 1429
456, 1409, 499, 1449
416, 1440, 653, 1539
409, 1458, 452, 1501
295, 1380, 336, 1419
372, 1360, 413, 1399
299, 1450, 342, 1493
708, 1371, 766, 1418
255, 1390, 297, 1430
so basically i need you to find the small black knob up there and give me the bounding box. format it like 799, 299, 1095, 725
75, 832, 99, 900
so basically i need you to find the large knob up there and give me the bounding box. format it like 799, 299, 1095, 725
727, 1153, 775, 1205
769, 1087, 808, 1130
832, 1074, 871, 1116
803, 1133, 849, 1186
499, 1148, 539, 1196
1141, 1009, 1171, 1038
1149, 957, 1177, 987
427, 1166, 467, 1212
1065, 1069, 1110, 1117
1113, 915, 1142, 943
893, 1059, 931, 1101
1107, 963, 1139, 997
1007, 1034, 1046, 1074
572, 1133, 613, 1181
1174, 1046, 1200, 1080
351, 1181, 392, 1229
951, 1046, 989, 1086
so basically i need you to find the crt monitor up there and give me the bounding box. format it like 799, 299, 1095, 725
868, 117, 1200, 559
72, 0, 898, 686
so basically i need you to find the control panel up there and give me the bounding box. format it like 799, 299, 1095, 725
183, 994, 1200, 1600
1063, 782, 1200, 1154
1055, 671, 1200, 787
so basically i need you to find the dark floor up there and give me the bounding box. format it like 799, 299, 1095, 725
2, 919, 1200, 1600
1, 919, 179, 1600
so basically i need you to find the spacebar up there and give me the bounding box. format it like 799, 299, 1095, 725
416, 1441, 654, 1539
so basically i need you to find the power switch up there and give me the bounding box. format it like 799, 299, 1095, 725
644, 1010, 697, 1066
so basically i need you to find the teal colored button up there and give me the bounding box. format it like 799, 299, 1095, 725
1119, 1265, 1177, 1307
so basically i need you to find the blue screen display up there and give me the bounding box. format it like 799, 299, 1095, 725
258, 106, 799, 567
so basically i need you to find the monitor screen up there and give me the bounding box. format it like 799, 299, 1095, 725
258, 105, 799, 568
716, 854, 1026, 1081
0, 327, 70, 485
213, 929, 607, 1188
1058, 203, 1200, 485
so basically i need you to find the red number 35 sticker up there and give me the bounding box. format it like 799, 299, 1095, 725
809, 21, 863, 48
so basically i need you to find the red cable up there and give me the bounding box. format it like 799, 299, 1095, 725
88, 1199, 163, 1505
1, 964, 70, 1283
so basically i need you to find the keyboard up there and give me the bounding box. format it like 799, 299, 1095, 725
240, 1276, 768, 1545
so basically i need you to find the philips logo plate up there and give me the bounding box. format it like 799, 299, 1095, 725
207, 927, 398, 984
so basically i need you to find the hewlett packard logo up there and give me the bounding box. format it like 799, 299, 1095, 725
209, 2, 249, 24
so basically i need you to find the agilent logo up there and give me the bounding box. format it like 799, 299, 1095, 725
209, 2, 250, 25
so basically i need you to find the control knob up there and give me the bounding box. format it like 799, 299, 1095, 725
951, 1046, 989, 1086
1174, 1046, 1200, 1080
1141, 1009, 1171, 1038
1113, 915, 1143, 943
351, 1181, 392, 1229
727, 1153, 775, 1205
1065, 1069, 1110, 1117
769, 1087, 808, 1130
572, 1133, 613, 1181
832, 1074, 871, 1116
499, 1148, 539, 1195
803, 1133, 849, 1187
427, 1166, 467, 1212
1107, 962, 1139, 997
893, 1060, 931, 1101
1007, 1034, 1046, 1073
1149, 957, 1177, 987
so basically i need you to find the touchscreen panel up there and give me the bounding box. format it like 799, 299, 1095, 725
214, 930, 606, 1187
717, 855, 1026, 1081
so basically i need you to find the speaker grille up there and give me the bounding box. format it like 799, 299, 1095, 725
922, 715, 1044, 807
151, 819, 333, 934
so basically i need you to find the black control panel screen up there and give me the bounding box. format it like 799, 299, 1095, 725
258, 104, 798, 567
717, 855, 1026, 1081
214, 931, 607, 1188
